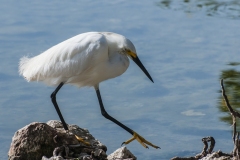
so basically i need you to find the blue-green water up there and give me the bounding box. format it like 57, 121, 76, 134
0, 1, 240, 159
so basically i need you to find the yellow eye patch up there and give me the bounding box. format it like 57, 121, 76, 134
126, 50, 137, 58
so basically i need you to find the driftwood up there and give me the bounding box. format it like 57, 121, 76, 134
171, 136, 219, 160
172, 79, 240, 160
221, 79, 240, 158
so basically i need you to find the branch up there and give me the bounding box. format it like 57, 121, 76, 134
220, 79, 240, 143
221, 79, 240, 118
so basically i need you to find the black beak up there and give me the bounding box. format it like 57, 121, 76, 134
132, 56, 154, 83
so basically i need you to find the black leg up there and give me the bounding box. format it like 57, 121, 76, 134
51, 82, 68, 130
95, 87, 134, 135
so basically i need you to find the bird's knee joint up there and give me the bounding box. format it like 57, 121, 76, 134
50, 93, 55, 99
101, 111, 109, 118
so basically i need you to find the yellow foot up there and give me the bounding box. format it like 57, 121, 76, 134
122, 132, 160, 149
75, 135, 90, 146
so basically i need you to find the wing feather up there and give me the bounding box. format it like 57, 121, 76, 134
19, 32, 108, 86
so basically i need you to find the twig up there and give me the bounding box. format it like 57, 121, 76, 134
200, 138, 208, 156
198, 137, 215, 158
233, 132, 240, 159
221, 79, 234, 113
233, 116, 237, 144
221, 79, 240, 118
237, 133, 240, 159
207, 137, 215, 153
220, 79, 240, 143
221, 79, 240, 159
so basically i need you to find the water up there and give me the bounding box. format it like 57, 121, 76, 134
0, 1, 240, 159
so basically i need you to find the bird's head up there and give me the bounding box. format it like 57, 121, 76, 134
123, 39, 154, 83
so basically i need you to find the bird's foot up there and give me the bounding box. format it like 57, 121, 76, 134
122, 131, 160, 149
75, 135, 90, 146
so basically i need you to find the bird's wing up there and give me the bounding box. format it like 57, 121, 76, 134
19, 32, 108, 85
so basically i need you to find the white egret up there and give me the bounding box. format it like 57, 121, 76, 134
19, 32, 159, 149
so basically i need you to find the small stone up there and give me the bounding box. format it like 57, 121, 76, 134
107, 147, 136, 160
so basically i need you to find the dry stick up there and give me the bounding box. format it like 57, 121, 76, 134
221, 79, 240, 119
237, 133, 240, 159
233, 116, 237, 144
200, 137, 215, 157
233, 132, 240, 159
232, 113, 237, 145
207, 137, 215, 154
221, 79, 239, 143
201, 138, 208, 156
221, 79, 240, 158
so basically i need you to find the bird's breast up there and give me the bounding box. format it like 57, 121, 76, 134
106, 53, 129, 79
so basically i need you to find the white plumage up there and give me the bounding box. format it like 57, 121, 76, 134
19, 32, 134, 87
19, 31, 159, 149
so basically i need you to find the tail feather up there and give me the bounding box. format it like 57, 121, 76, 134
19, 55, 65, 86
19, 56, 30, 81
19, 56, 40, 82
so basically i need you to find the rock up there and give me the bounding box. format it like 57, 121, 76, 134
199, 151, 233, 160
46, 120, 107, 151
107, 147, 136, 160
8, 120, 136, 160
172, 150, 233, 160
8, 122, 61, 160
8, 120, 107, 160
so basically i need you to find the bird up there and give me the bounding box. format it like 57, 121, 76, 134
19, 32, 159, 149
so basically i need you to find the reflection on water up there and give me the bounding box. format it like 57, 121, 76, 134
156, 0, 240, 19
219, 63, 240, 130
